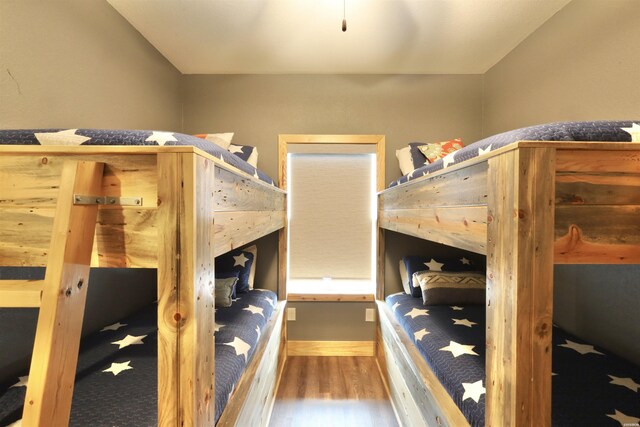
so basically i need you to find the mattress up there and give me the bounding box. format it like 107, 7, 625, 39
390, 120, 639, 187
385, 293, 640, 426
0, 289, 278, 426
0, 128, 275, 185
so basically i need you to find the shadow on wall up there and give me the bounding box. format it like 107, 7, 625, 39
0, 268, 157, 384
554, 264, 640, 366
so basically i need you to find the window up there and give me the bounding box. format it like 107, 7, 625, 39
287, 152, 377, 294
278, 134, 385, 298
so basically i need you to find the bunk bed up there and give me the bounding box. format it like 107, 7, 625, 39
376, 121, 640, 426
0, 129, 287, 427
0, 289, 285, 427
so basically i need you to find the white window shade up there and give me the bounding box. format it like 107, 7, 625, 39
288, 153, 374, 281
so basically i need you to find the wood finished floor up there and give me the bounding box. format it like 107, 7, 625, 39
269, 356, 399, 427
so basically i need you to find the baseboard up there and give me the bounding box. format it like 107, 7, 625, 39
287, 340, 375, 356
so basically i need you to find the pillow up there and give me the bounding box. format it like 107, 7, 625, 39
243, 245, 257, 290
415, 271, 485, 305
402, 255, 481, 298
418, 138, 464, 163
229, 144, 258, 168
215, 247, 255, 293
395, 146, 414, 176
399, 260, 411, 295
215, 271, 239, 298
215, 277, 238, 308
408, 142, 429, 168
192, 132, 234, 150
396, 143, 429, 176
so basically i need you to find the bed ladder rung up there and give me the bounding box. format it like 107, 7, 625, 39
0, 280, 44, 307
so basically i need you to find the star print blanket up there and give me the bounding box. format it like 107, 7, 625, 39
0, 129, 275, 185
390, 120, 640, 187
386, 293, 640, 426
0, 289, 278, 426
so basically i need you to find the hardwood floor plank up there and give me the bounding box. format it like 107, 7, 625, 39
270, 356, 399, 427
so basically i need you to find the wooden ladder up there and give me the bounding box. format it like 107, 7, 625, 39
0, 161, 105, 426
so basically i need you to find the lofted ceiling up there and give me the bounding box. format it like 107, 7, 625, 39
107, 0, 571, 75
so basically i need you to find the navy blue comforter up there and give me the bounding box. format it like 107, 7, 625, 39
0, 289, 278, 426
386, 293, 640, 426
390, 120, 639, 187
0, 128, 275, 186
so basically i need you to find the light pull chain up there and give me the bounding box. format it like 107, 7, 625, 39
342, 0, 347, 32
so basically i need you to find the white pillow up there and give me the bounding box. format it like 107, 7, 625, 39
399, 260, 411, 295
244, 245, 257, 290
396, 146, 414, 176
194, 132, 234, 150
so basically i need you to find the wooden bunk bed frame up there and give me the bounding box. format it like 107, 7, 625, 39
376, 141, 640, 426
0, 145, 287, 427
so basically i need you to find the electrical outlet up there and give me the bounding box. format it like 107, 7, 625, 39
365, 308, 375, 322
287, 307, 296, 321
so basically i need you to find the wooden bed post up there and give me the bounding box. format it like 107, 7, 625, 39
377, 227, 385, 301
157, 153, 216, 427
486, 147, 555, 427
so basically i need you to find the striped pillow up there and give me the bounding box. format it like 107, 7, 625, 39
415, 271, 485, 305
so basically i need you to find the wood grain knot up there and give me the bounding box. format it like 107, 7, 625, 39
516, 209, 526, 219
173, 312, 182, 322
487, 214, 493, 224
41, 157, 48, 165
536, 320, 552, 339
569, 195, 585, 204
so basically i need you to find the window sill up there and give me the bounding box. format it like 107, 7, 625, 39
287, 293, 375, 302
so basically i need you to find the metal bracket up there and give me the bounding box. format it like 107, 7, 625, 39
73, 195, 143, 206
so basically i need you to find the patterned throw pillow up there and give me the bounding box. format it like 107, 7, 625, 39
402, 255, 481, 298
415, 271, 485, 305
214, 277, 238, 308
418, 138, 464, 163
215, 247, 255, 293
192, 132, 234, 150
229, 144, 258, 168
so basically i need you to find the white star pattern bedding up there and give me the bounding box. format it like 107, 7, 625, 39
0, 289, 278, 426
385, 293, 640, 426
390, 120, 640, 187
0, 129, 275, 185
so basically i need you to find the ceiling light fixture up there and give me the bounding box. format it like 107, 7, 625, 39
342, 0, 347, 32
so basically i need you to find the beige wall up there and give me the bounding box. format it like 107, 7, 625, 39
183, 74, 483, 182
287, 302, 376, 342
483, 0, 640, 135
0, 0, 181, 130
483, 0, 640, 364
